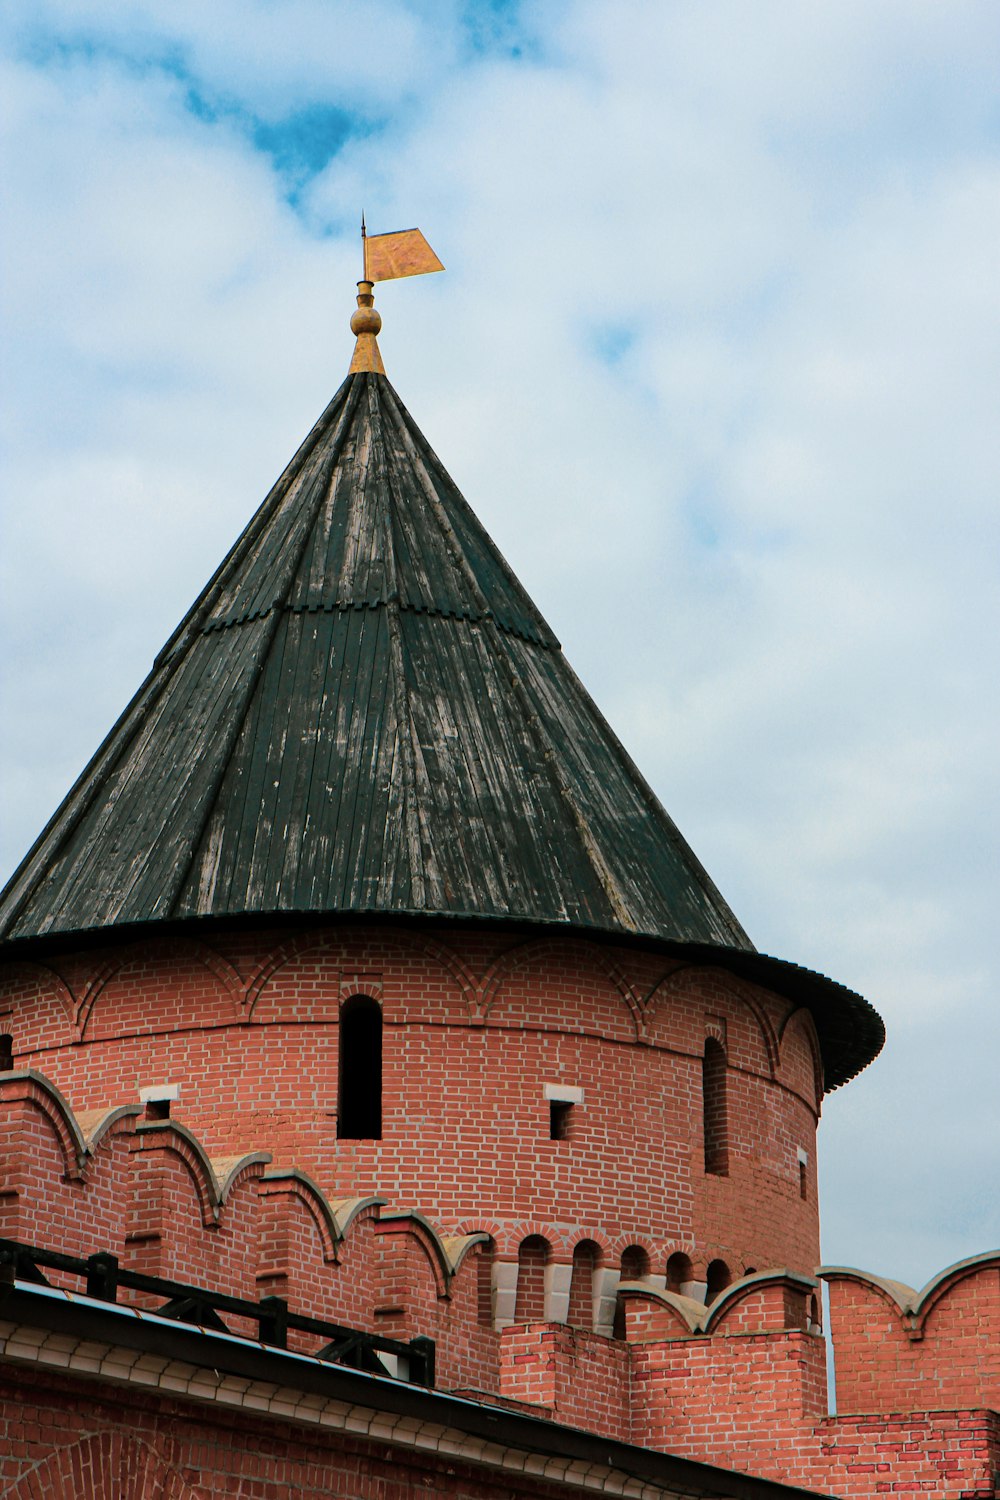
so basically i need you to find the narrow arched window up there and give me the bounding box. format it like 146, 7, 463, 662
620, 1244, 650, 1282
337, 995, 382, 1139
706, 1258, 731, 1303
666, 1251, 693, 1294
702, 1037, 729, 1176
568, 1240, 599, 1330
514, 1236, 549, 1323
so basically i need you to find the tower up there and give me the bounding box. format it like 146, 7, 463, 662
0, 267, 883, 1314
5, 259, 995, 1499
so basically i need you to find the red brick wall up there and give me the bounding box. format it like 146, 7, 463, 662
825, 1261, 1000, 1416
499, 1324, 630, 1435
4, 1363, 998, 1500
0, 923, 821, 1280
3, 1071, 1000, 1496
0, 1366, 626, 1500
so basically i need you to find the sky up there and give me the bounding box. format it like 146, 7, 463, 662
2, 0, 999, 1294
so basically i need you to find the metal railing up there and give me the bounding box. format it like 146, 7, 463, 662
0, 1236, 434, 1387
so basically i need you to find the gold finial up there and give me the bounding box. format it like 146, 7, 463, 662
349, 279, 385, 374
347, 221, 444, 376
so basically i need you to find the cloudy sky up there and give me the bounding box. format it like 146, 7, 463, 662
2, 1, 999, 1292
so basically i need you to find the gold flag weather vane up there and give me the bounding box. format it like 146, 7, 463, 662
349, 217, 444, 376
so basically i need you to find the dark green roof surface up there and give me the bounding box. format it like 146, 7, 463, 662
0, 369, 883, 1086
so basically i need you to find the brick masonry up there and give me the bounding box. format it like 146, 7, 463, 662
0, 924, 822, 1288
0, 927, 998, 1496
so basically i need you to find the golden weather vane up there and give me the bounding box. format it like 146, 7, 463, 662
349, 217, 444, 375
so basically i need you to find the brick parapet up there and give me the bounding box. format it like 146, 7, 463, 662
1, 1065, 1000, 1493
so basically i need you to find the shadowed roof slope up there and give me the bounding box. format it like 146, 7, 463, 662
0, 365, 884, 1086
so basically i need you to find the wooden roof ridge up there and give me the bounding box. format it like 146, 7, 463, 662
0, 367, 884, 1087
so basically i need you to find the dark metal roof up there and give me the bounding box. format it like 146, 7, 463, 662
0, 370, 883, 1087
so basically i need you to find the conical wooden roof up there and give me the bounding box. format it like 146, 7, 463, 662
0, 363, 884, 1086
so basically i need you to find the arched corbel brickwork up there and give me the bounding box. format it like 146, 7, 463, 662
778, 1006, 825, 1111
0, 961, 77, 1051
79, 937, 242, 1040
644, 965, 779, 1077
479, 937, 642, 1040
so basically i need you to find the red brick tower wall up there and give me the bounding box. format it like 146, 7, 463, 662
0, 922, 823, 1281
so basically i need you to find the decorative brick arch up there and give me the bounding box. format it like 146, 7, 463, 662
565, 1225, 613, 1264
478, 937, 642, 1037
0, 959, 77, 1049
376, 1210, 453, 1299
612, 1234, 657, 1271
133, 1119, 223, 1227
644, 965, 779, 1077
245, 926, 476, 1021
778, 1006, 825, 1109
1, 1431, 200, 1499
260, 1168, 342, 1264
248, 930, 354, 1016
78, 936, 242, 1038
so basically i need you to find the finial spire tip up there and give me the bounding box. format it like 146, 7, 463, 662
347, 224, 443, 376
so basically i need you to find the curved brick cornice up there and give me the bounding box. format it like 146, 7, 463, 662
133, 1119, 269, 1227
819, 1250, 1000, 1335
0, 1070, 89, 1178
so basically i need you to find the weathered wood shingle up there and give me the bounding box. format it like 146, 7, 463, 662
0, 370, 883, 1087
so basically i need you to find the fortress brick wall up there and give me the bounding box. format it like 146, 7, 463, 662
0, 924, 824, 1287
1, 984, 999, 1496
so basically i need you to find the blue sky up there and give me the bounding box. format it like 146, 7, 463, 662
2, 0, 1000, 1294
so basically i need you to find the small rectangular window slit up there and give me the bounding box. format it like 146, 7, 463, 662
549, 1101, 573, 1141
